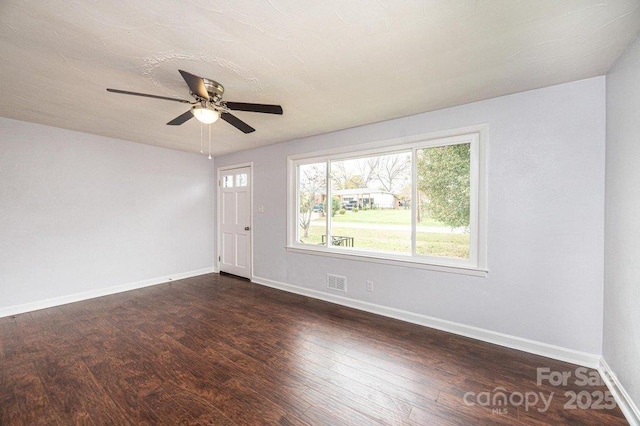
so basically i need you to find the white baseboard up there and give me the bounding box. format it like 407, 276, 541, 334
598, 358, 640, 426
251, 275, 601, 368
0, 267, 216, 318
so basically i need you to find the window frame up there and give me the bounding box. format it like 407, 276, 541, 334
286, 125, 488, 276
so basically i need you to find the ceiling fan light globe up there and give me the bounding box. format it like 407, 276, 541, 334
192, 106, 220, 124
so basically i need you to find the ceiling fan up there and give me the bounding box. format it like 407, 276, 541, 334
107, 70, 283, 133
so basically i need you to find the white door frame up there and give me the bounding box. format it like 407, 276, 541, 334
216, 162, 254, 279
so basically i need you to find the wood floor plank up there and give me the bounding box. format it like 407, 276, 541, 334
82, 355, 163, 424
0, 359, 59, 425
300, 387, 384, 426
329, 360, 440, 414
0, 273, 629, 425
141, 381, 235, 426
35, 355, 128, 425
0, 317, 21, 361
164, 320, 315, 420
211, 377, 309, 426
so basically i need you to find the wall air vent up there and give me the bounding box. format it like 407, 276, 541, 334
327, 274, 347, 292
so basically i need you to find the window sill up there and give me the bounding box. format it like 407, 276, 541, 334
285, 245, 488, 277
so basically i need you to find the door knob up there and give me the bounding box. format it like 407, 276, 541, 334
244, 226, 251, 231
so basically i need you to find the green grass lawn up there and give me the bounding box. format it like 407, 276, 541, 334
299, 225, 469, 259
313, 208, 447, 227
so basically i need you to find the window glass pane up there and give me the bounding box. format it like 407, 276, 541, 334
329, 152, 412, 254
298, 162, 327, 245
289, 131, 483, 269
416, 143, 471, 259
223, 175, 234, 188
236, 173, 247, 187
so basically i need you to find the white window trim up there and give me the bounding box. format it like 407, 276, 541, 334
286, 124, 488, 277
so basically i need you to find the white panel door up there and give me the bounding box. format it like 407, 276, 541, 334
219, 166, 251, 278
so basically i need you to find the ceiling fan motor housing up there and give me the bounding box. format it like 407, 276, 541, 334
202, 79, 224, 103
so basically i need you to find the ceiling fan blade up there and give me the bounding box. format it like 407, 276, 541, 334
106, 88, 191, 104
225, 102, 283, 115
167, 110, 194, 126
179, 70, 209, 100
221, 112, 255, 133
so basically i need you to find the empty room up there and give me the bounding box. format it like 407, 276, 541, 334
1, 1, 640, 424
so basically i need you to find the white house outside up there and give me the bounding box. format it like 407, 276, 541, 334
333, 188, 399, 209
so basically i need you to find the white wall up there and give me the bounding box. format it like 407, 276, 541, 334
216, 77, 606, 355
0, 118, 215, 313
605, 34, 640, 412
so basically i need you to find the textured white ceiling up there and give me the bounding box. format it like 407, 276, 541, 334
1, 1, 639, 156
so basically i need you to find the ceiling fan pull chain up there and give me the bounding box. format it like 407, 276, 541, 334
200, 122, 204, 154
208, 124, 212, 160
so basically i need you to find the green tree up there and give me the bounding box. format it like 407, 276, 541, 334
417, 144, 470, 229
299, 164, 326, 238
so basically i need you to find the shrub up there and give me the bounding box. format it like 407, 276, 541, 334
326, 196, 341, 217
339, 209, 346, 215
353, 208, 359, 213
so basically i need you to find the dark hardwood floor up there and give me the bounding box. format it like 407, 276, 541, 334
0, 273, 628, 425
